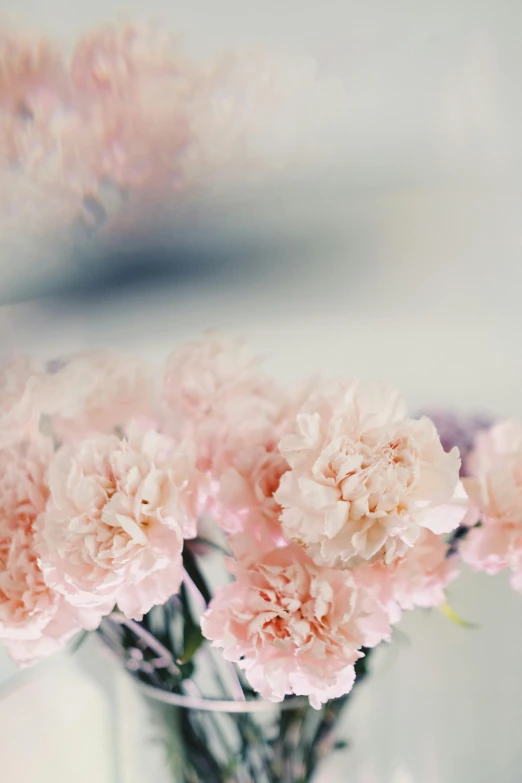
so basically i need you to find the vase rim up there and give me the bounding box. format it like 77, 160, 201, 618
139, 680, 309, 713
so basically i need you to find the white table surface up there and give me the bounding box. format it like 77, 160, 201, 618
2, 2, 522, 781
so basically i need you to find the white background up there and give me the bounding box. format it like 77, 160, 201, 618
1, 1, 522, 781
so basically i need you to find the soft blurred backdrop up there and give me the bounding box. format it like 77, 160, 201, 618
1, 1, 522, 781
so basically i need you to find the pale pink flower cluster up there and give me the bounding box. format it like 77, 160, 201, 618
0, 335, 465, 705
197, 364, 466, 708
460, 421, 522, 591
0, 347, 201, 665
389, 529, 459, 611
203, 515, 460, 709
0, 22, 346, 240
0, 357, 46, 448
275, 381, 463, 567
346, 529, 459, 650
201, 541, 365, 709
163, 334, 286, 535
163, 334, 277, 426
0, 22, 203, 239
42, 349, 155, 442
37, 426, 199, 620
0, 439, 100, 666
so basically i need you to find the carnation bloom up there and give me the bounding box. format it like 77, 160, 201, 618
0, 23, 199, 239
0, 21, 348, 243
43, 349, 155, 442
163, 334, 278, 424
389, 529, 458, 611
0, 112, 16, 165
0, 29, 64, 114
36, 426, 200, 619
328, 529, 458, 649
460, 420, 522, 591
163, 334, 290, 533
202, 542, 381, 709
70, 23, 182, 99
204, 439, 289, 535
69, 24, 197, 194
14, 104, 107, 198
0, 357, 45, 448
275, 381, 464, 568
0, 439, 99, 666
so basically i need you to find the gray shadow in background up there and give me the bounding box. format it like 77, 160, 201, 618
35, 230, 333, 309
2, 171, 384, 313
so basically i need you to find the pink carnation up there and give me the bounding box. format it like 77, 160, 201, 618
460, 420, 522, 591
97, 92, 190, 190
36, 426, 199, 619
0, 23, 201, 238
389, 529, 458, 611
43, 350, 155, 442
202, 442, 288, 536
0, 439, 99, 666
163, 334, 278, 425
14, 104, 108, 200
332, 529, 458, 648
349, 563, 399, 647
275, 381, 464, 568
70, 23, 181, 99
68, 24, 198, 192
201, 542, 375, 709
163, 335, 289, 534
0, 357, 45, 448
460, 522, 515, 576
0, 29, 64, 113
202, 381, 318, 535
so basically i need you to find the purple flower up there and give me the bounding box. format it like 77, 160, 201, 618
420, 410, 493, 476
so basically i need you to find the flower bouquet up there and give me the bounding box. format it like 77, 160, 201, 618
0, 20, 344, 246
0, 335, 517, 782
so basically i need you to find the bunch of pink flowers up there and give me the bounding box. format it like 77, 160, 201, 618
0, 22, 200, 237
0, 21, 344, 242
0, 335, 518, 708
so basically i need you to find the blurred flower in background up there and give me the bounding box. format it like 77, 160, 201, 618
0, 20, 346, 258
419, 410, 492, 476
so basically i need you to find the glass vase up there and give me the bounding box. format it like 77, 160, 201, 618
96, 595, 372, 783
141, 683, 351, 783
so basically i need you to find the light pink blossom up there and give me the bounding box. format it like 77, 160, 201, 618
275, 381, 464, 568
200, 433, 289, 535
0, 439, 99, 666
460, 522, 515, 576
70, 23, 183, 99
163, 335, 289, 533
0, 113, 16, 165
460, 420, 522, 592
163, 334, 278, 425
98, 92, 190, 190
202, 380, 317, 534
201, 542, 374, 708
350, 562, 398, 647
0, 23, 200, 238
329, 530, 458, 648
389, 529, 458, 611
0, 22, 348, 241
36, 426, 200, 619
0, 29, 64, 113
43, 349, 155, 442
14, 105, 108, 198
68, 23, 197, 191
0, 357, 45, 448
